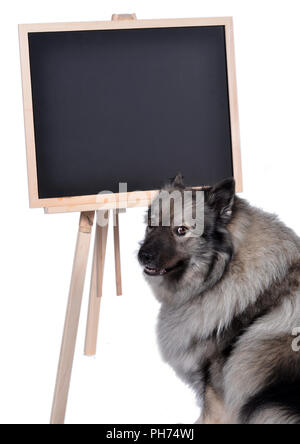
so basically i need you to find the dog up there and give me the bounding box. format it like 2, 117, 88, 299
138, 174, 300, 424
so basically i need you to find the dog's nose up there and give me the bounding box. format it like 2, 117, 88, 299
139, 250, 154, 264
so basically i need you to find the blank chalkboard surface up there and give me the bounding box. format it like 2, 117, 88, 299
28, 25, 232, 199
19, 18, 242, 210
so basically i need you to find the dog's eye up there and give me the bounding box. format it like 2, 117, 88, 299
176, 226, 188, 236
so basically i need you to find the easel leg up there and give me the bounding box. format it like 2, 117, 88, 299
84, 211, 109, 356
113, 209, 122, 296
50, 211, 95, 425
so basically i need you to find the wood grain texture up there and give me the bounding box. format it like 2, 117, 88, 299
96, 211, 110, 299
50, 212, 95, 424
19, 17, 234, 34
113, 210, 122, 296
43, 191, 158, 213
224, 18, 243, 192
84, 211, 109, 356
18, 25, 39, 207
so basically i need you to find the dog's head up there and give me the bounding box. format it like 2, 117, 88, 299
138, 174, 235, 293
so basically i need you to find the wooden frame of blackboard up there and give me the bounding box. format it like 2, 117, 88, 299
19, 16, 242, 214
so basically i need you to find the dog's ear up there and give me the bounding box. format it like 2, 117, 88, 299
207, 178, 235, 220
170, 172, 185, 189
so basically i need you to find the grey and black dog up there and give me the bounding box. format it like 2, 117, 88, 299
138, 174, 300, 424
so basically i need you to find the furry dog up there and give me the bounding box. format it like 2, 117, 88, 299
138, 174, 300, 424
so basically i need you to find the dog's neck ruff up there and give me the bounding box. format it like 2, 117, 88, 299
156, 198, 300, 339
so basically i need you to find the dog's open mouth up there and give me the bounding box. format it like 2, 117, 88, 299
144, 261, 184, 277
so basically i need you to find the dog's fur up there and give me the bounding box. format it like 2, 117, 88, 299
138, 175, 300, 424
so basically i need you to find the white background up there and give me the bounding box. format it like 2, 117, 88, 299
1, 0, 300, 424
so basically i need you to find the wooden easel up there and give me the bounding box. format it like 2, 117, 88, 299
50, 13, 136, 426
50, 210, 121, 424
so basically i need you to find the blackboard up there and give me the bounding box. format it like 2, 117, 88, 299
19, 18, 242, 210
28, 25, 233, 199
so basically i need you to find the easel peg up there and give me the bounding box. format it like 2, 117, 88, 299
112, 13, 137, 21
79, 211, 95, 233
